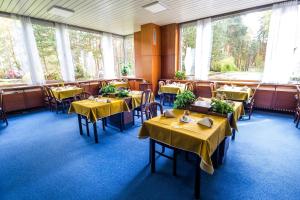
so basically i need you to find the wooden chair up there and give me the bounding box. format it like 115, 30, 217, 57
244, 84, 260, 120
185, 82, 194, 92
134, 89, 151, 123
145, 102, 177, 175
74, 92, 92, 101
158, 81, 165, 105
46, 86, 72, 113
0, 90, 8, 126
42, 86, 54, 111
166, 80, 172, 84
145, 102, 164, 120
294, 85, 300, 127
209, 82, 216, 98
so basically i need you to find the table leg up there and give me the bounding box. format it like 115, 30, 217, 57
232, 129, 236, 140
85, 117, 90, 137
77, 114, 83, 135
120, 112, 124, 132
194, 156, 201, 199
93, 121, 99, 143
173, 149, 177, 176
150, 139, 156, 173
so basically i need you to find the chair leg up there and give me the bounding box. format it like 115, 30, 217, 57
102, 118, 106, 131
296, 116, 300, 128
141, 110, 144, 123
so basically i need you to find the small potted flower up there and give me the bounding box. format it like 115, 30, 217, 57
175, 70, 186, 80
121, 63, 131, 76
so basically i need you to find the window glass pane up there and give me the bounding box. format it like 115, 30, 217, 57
179, 23, 196, 77
124, 35, 135, 76
210, 10, 271, 80
0, 16, 29, 85
112, 36, 124, 77
69, 29, 103, 80
32, 23, 62, 81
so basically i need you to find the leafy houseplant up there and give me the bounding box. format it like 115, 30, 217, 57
121, 63, 131, 76
100, 84, 116, 96
116, 89, 129, 98
175, 71, 186, 80
210, 98, 234, 115
174, 90, 196, 109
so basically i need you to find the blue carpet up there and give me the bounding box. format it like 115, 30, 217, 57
0, 108, 300, 200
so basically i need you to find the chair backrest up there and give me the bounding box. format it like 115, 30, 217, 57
42, 86, 50, 98
209, 82, 216, 98
166, 80, 172, 84
141, 89, 151, 107
46, 86, 56, 99
249, 84, 260, 104
145, 102, 164, 120
185, 82, 194, 92
158, 81, 165, 90
78, 92, 92, 100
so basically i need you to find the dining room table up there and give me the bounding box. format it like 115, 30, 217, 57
51, 86, 83, 100
159, 83, 186, 95
69, 97, 130, 143
138, 109, 232, 199
110, 81, 129, 89
216, 85, 252, 101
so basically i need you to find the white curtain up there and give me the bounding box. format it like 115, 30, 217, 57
262, 0, 299, 83
55, 23, 75, 82
194, 18, 213, 80
18, 16, 45, 85
101, 33, 115, 79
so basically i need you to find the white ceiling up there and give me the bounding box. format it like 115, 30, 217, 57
0, 0, 285, 35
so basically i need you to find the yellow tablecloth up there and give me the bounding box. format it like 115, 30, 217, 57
139, 109, 232, 174
51, 87, 83, 100
111, 82, 129, 88
216, 87, 252, 101
159, 85, 185, 95
128, 91, 154, 109
231, 101, 245, 131
69, 98, 130, 123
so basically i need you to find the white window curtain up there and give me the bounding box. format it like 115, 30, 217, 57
194, 18, 213, 80
101, 33, 115, 79
262, 0, 299, 83
17, 16, 45, 85
55, 23, 75, 82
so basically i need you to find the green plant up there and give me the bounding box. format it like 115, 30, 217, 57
174, 90, 196, 109
100, 84, 116, 96
175, 71, 186, 80
210, 98, 234, 115
116, 89, 129, 98
121, 63, 131, 76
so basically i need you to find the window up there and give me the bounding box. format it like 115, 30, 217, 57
112, 36, 124, 77
0, 16, 29, 85
179, 22, 196, 77
124, 35, 135, 76
68, 29, 103, 80
179, 9, 271, 81
210, 10, 271, 80
32, 23, 62, 81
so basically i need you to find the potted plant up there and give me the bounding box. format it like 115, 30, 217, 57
175, 70, 186, 80
210, 98, 234, 117
121, 63, 131, 76
116, 89, 129, 98
100, 84, 116, 96
174, 90, 196, 109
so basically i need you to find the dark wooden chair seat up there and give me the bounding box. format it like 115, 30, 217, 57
134, 89, 151, 123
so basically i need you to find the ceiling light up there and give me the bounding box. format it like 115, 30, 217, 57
143, 1, 167, 13
48, 6, 74, 18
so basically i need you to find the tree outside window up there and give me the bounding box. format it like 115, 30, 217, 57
0, 17, 27, 85
33, 23, 62, 81
69, 29, 103, 80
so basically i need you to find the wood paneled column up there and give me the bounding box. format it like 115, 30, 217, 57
161, 23, 179, 79
134, 23, 161, 94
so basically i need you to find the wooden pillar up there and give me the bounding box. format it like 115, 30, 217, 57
161, 23, 179, 79
134, 23, 161, 94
